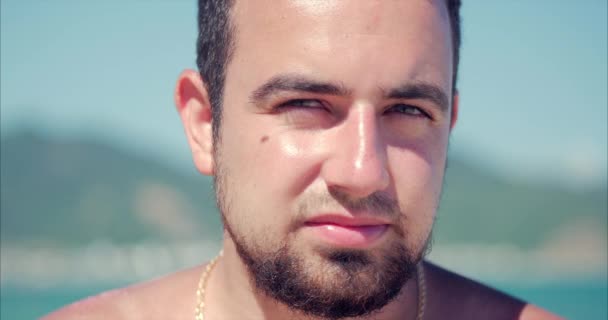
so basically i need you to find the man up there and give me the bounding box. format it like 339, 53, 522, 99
45, 1, 562, 319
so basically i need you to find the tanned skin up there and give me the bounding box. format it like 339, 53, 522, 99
43, 1, 563, 319
43, 261, 561, 320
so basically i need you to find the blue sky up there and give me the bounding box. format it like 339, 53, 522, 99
1, 0, 606, 188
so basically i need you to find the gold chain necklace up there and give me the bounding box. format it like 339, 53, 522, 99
195, 252, 426, 320
195, 250, 223, 320
416, 262, 426, 320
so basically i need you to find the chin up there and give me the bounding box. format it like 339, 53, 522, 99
233, 230, 422, 319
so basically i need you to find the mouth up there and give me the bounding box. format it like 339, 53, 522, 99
302, 215, 391, 248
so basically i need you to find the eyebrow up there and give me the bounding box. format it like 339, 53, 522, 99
250, 74, 351, 104
250, 74, 449, 113
385, 83, 450, 113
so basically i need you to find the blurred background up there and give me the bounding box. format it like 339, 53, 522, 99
1, 0, 606, 319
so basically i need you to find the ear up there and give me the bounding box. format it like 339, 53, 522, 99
449, 92, 459, 131
174, 69, 215, 176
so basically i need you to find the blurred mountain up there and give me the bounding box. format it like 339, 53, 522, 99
1, 131, 223, 246
1, 130, 606, 249
437, 157, 606, 248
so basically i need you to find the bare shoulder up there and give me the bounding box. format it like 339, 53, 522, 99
422, 261, 563, 320
41, 264, 204, 320
519, 304, 564, 320
41, 287, 135, 320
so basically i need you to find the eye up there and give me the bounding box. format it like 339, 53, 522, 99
278, 99, 327, 111
386, 104, 430, 118
274, 99, 333, 129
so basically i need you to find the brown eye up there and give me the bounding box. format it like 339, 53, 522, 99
387, 104, 430, 118
280, 99, 327, 110
274, 99, 334, 129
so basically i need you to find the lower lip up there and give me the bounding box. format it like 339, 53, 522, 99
302, 223, 389, 248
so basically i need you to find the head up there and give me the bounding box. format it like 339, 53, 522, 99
176, 0, 461, 318
195, 0, 461, 143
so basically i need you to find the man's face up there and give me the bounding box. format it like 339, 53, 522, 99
214, 0, 454, 317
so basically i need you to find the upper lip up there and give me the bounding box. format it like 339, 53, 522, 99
304, 214, 392, 227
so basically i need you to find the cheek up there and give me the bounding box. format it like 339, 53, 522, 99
389, 129, 448, 193
389, 149, 440, 201
388, 138, 447, 236
389, 154, 436, 250
254, 131, 326, 197
219, 123, 323, 232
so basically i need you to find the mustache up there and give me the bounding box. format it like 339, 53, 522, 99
297, 188, 400, 219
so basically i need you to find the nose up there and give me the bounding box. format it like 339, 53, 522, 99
321, 103, 390, 198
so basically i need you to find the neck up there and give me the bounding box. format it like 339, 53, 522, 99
204, 235, 421, 320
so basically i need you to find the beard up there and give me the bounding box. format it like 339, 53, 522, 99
213, 154, 428, 319
229, 233, 419, 319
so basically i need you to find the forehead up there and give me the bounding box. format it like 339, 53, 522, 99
231, 0, 449, 36
227, 0, 453, 94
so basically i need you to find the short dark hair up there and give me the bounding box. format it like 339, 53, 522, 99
196, 0, 462, 142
